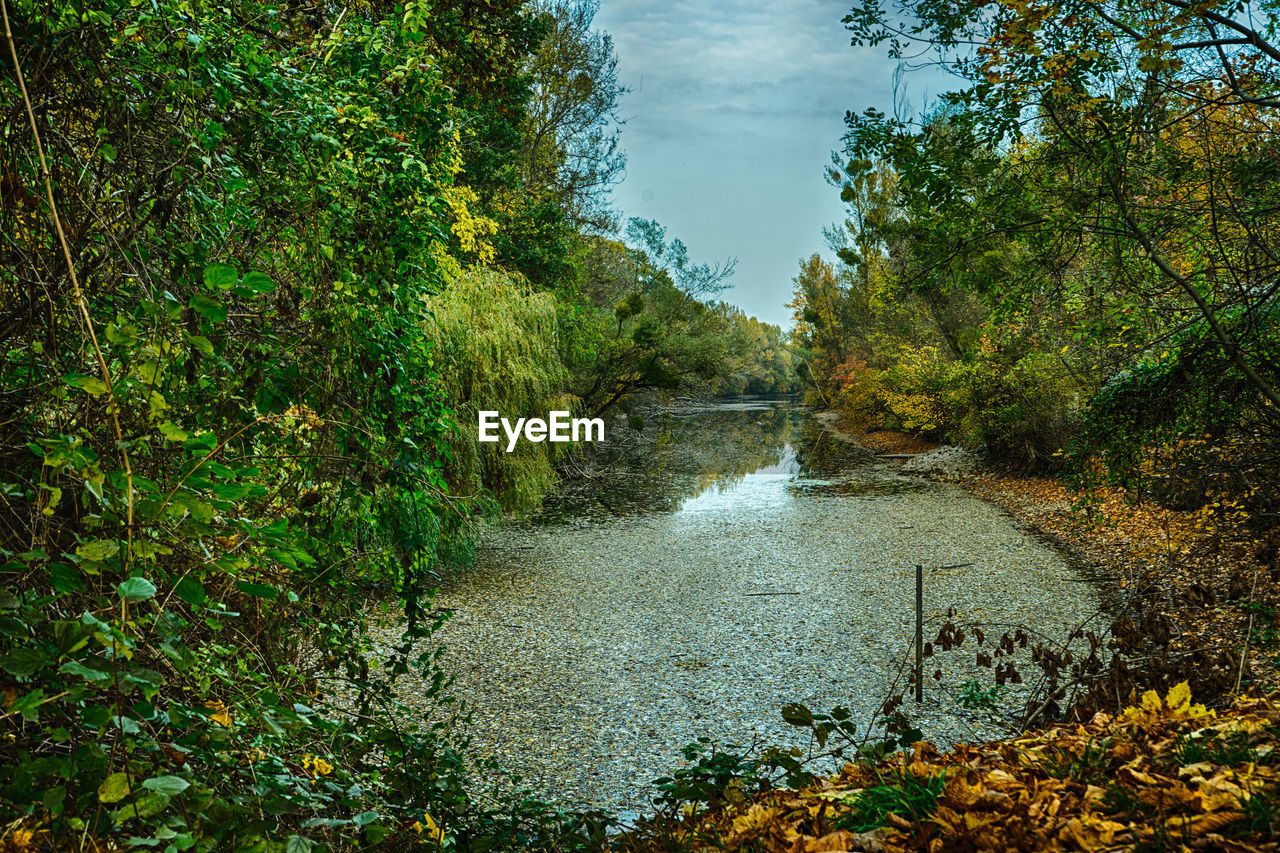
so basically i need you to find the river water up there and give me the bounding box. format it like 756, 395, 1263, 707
404, 401, 1096, 814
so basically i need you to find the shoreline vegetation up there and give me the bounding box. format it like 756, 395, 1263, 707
0, 0, 799, 849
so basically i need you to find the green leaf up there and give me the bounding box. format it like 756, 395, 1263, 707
211, 483, 250, 501
141, 775, 190, 796
189, 294, 227, 323
241, 271, 276, 293
174, 577, 206, 606
118, 577, 157, 602
203, 263, 239, 290
352, 810, 379, 826
780, 703, 814, 727
158, 421, 189, 443
77, 540, 120, 562
98, 772, 131, 803
132, 539, 172, 560
60, 660, 111, 682
104, 321, 136, 345
235, 581, 277, 600
183, 432, 218, 454
1, 647, 44, 677
47, 563, 85, 593
185, 334, 215, 356
264, 548, 297, 569
284, 836, 314, 853
168, 493, 215, 523
63, 374, 109, 396
40, 485, 61, 516
12, 687, 46, 721
118, 791, 169, 820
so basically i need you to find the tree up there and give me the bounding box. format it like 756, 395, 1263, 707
566, 232, 737, 415
521, 0, 627, 232
830, 0, 1280, 490
843, 0, 1280, 411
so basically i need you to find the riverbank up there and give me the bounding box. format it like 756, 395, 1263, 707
815, 412, 1280, 716
615, 684, 1280, 852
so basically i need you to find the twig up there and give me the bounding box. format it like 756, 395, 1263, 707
744, 591, 801, 597
1235, 568, 1260, 694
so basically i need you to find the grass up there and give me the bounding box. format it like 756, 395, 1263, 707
1170, 728, 1264, 768
1042, 737, 1113, 785
831, 770, 947, 833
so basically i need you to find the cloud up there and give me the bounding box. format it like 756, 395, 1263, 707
593, 0, 945, 326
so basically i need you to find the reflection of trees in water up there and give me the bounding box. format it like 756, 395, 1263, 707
791, 418, 873, 479
540, 404, 864, 520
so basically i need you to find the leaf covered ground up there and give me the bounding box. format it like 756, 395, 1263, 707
967, 470, 1280, 710
626, 685, 1280, 852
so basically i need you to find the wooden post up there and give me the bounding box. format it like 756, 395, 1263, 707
915, 564, 923, 703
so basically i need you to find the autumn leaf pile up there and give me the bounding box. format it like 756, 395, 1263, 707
647, 684, 1280, 852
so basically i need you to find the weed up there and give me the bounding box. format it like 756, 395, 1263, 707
1243, 788, 1279, 837
956, 679, 1003, 711
652, 739, 763, 810
1042, 737, 1113, 784
832, 770, 946, 833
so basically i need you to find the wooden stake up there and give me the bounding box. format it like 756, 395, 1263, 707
915, 564, 924, 703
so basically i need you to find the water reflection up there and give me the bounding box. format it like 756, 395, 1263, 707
538, 401, 894, 523
676, 443, 801, 515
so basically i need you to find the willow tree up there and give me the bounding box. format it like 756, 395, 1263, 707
427, 267, 572, 512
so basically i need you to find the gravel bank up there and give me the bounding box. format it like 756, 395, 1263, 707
901, 445, 980, 479
381, 408, 1098, 816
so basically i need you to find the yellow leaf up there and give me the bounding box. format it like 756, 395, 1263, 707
416, 810, 444, 844
207, 700, 233, 727
1166, 681, 1191, 713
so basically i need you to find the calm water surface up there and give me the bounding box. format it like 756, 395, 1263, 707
418, 401, 1094, 814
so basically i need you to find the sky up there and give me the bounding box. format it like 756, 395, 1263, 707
592, 0, 941, 328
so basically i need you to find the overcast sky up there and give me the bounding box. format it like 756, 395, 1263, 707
592, 0, 940, 327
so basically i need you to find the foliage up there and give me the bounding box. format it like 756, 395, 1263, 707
427, 267, 570, 513
0, 0, 503, 844
521, 0, 627, 233
623, 684, 1280, 852
0, 0, 797, 846
828, 769, 946, 834
801, 0, 1280, 514
712, 309, 801, 396
561, 234, 760, 416
955, 680, 1003, 712
652, 739, 767, 812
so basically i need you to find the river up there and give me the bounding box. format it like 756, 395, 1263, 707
396, 401, 1097, 815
